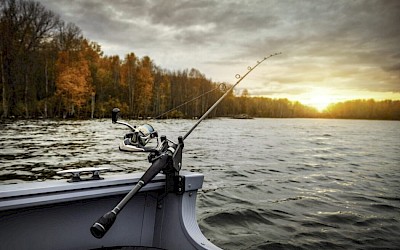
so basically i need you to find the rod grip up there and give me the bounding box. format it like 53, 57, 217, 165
90, 211, 117, 239
140, 153, 169, 184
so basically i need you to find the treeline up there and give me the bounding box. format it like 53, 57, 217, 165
1, 0, 399, 120
324, 99, 400, 120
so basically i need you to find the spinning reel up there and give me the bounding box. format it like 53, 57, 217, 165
112, 108, 159, 152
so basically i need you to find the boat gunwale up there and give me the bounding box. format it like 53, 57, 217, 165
0, 171, 204, 211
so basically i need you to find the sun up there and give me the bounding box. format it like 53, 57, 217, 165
308, 95, 335, 111
301, 89, 337, 112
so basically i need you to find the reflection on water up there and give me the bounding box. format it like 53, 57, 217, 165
1, 118, 400, 249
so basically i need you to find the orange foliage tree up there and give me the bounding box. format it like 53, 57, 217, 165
134, 56, 154, 117
121, 53, 137, 115
55, 49, 93, 117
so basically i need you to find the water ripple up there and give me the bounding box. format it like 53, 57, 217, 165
1, 118, 400, 249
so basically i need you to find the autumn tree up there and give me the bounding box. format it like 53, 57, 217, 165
55, 46, 93, 118
134, 56, 153, 117
169, 70, 186, 118
79, 39, 103, 118
121, 53, 137, 115
152, 67, 171, 118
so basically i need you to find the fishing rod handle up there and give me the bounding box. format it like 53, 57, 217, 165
90, 180, 144, 239
90, 211, 117, 239
90, 150, 171, 239
114, 148, 173, 212
115, 148, 173, 211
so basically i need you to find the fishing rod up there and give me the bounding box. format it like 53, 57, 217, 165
90, 53, 281, 239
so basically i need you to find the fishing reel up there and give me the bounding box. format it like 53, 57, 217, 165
112, 108, 159, 152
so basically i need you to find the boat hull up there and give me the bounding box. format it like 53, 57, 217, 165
0, 171, 220, 250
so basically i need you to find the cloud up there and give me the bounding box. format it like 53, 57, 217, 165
37, 0, 400, 99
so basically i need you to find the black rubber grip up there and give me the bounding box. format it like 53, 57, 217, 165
140, 153, 169, 185
90, 211, 117, 239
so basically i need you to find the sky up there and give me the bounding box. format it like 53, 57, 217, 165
38, 0, 400, 111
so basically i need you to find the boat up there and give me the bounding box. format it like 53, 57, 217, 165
232, 114, 253, 119
0, 169, 219, 249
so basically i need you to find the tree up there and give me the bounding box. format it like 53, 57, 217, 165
134, 56, 153, 117
121, 53, 137, 115
0, 0, 60, 117
55, 49, 93, 117
152, 67, 171, 118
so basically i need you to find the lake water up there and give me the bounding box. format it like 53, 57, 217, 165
1, 118, 399, 249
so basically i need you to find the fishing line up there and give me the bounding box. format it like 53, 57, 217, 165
153, 83, 227, 119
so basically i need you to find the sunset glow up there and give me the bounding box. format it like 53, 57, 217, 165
282, 89, 400, 112
301, 90, 337, 112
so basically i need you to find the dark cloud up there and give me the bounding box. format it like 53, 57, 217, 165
383, 63, 400, 72
148, 1, 217, 27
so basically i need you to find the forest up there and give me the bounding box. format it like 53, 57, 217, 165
1, 0, 399, 120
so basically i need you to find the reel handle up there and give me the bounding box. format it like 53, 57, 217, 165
111, 108, 136, 131
112, 108, 120, 123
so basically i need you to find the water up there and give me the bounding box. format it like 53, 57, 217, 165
1, 118, 399, 249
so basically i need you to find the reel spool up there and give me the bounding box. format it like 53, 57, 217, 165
126, 124, 158, 147
120, 124, 159, 152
